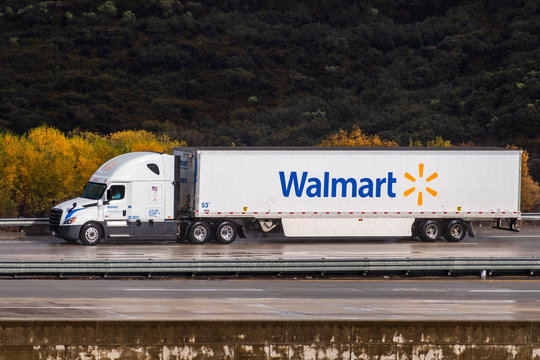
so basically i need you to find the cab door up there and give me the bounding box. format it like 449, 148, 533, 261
104, 183, 132, 238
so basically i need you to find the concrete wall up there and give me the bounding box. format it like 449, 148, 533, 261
0, 320, 539, 359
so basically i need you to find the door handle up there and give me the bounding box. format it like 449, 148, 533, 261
123, 210, 126, 216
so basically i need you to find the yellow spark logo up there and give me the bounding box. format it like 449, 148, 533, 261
100, 160, 118, 172
403, 163, 438, 206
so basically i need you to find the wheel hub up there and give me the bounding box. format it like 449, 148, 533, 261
193, 226, 207, 241
85, 228, 99, 241
220, 225, 234, 241
426, 224, 438, 239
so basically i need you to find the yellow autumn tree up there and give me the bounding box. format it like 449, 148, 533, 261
13, 126, 76, 216
319, 126, 398, 147
0, 126, 187, 216
108, 130, 185, 153
71, 130, 119, 167
508, 146, 540, 212
65, 133, 107, 197
0, 133, 20, 217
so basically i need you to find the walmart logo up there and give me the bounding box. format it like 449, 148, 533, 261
403, 163, 438, 206
278, 163, 439, 206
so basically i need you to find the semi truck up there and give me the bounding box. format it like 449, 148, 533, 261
50, 147, 522, 245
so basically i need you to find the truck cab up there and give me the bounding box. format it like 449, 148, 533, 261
50, 152, 176, 245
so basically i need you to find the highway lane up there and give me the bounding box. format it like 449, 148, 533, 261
0, 228, 538, 322
0, 279, 538, 320
0, 225, 538, 260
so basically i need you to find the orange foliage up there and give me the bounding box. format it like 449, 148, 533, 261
319, 126, 398, 147
110, 130, 182, 153
508, 146, 540, 212
0, 126, 186, 217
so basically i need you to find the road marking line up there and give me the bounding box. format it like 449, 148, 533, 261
123, 288, 264, 292
410, 299, 516, 303
486, 235, 540, 238
470, 289, 540, 293
1, 306, 112, 309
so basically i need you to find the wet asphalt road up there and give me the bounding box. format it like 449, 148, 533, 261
0, 278, 538, 320
0, 226, 537, 320
1, 224, 538, 260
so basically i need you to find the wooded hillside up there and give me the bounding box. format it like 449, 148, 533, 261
1, 1, 539, 173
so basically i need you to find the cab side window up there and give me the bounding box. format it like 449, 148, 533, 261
147, 163, 160, 175
109, 185, 125, 200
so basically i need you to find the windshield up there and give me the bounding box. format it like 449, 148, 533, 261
82, 182, 107, 200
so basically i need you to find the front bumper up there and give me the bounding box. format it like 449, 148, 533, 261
52, 225, 82, 241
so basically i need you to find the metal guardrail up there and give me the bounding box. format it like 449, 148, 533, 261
522, 213, 540, 221
0, 218, 49, 226
0, 258, 538, 277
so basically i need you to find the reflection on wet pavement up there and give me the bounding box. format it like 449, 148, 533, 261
0, 225, 538, 261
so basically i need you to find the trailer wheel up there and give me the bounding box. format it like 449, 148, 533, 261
444, 220, 466, 242
215, 221, 237, 244
80, 222, 103, 246
188, 221, 211, 244
419, 220, 441, 242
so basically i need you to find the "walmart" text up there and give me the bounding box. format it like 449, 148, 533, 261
279, 171, 397, 198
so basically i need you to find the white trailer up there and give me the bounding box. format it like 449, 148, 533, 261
50, 147, 521, 245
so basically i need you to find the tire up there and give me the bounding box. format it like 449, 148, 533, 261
79, 222, 103, 246
419, 220, 441, 242
188, 221, 211, 244
444, 220, 466, 242
215, 221, 238, 244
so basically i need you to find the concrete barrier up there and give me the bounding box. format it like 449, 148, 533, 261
0, 320, 539, 359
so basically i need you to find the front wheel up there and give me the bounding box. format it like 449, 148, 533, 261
215, 221, 238, 244
444, 220, 466, 242
79, 222, 103, 246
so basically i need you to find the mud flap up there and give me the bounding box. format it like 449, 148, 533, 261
237, 225, 246, 238
466, 221, 476, 238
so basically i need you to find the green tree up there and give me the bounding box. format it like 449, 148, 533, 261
98, 1, 117, 17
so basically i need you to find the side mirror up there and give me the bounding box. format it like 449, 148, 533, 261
106, 189, 112, 201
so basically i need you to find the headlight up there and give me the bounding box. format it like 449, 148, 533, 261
63, 217, 77, 224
